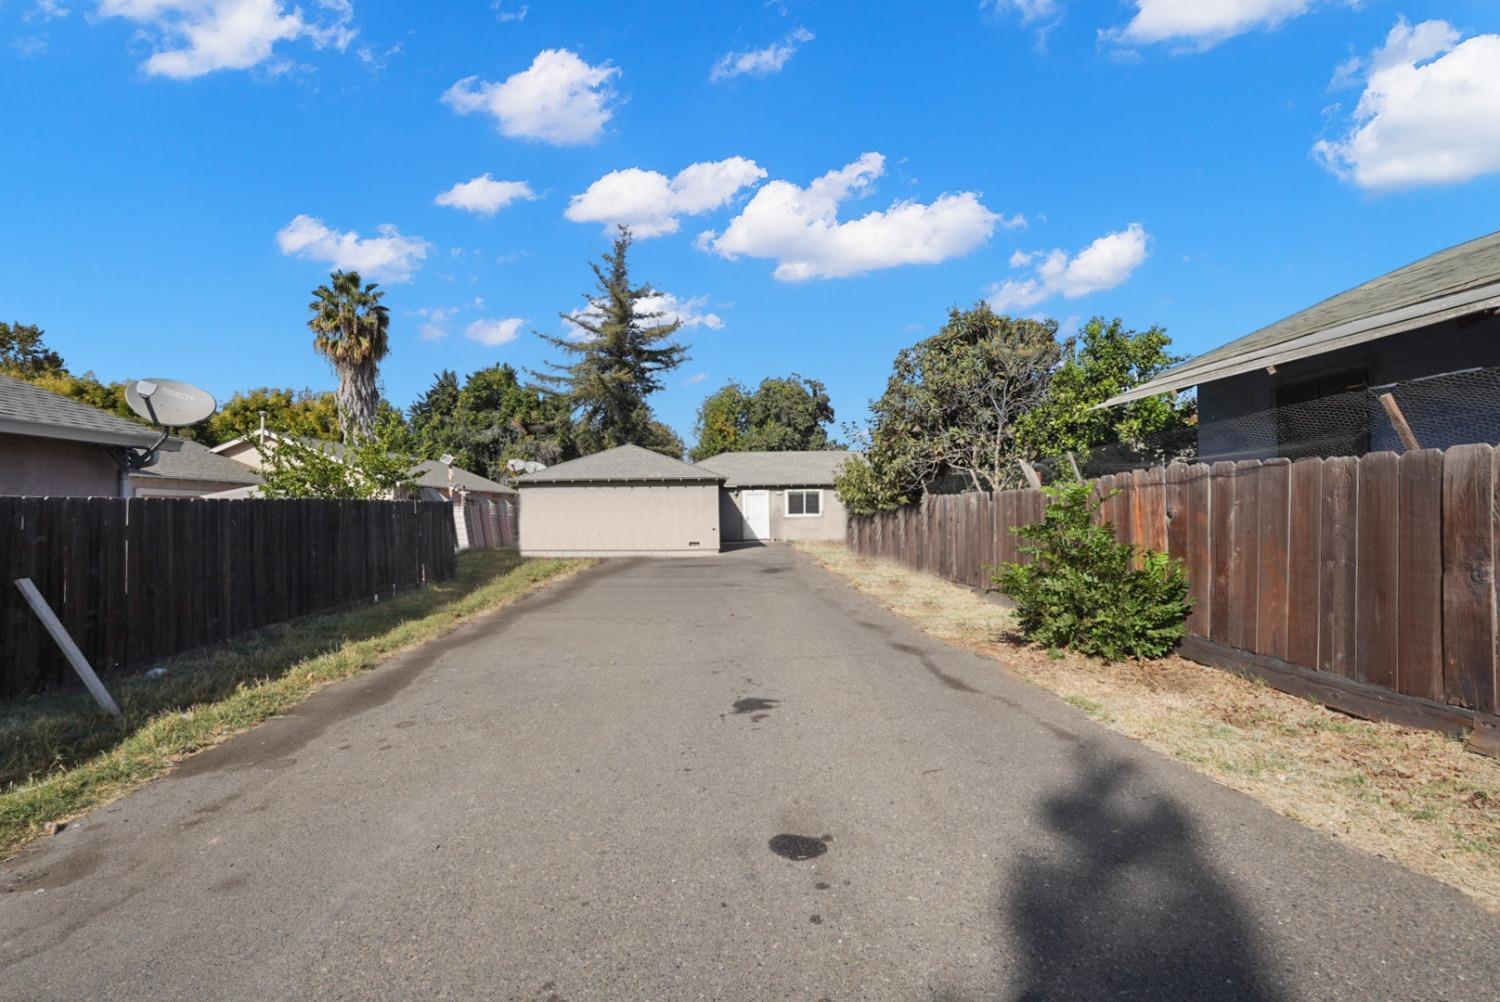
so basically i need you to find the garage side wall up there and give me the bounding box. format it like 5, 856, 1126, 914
520, 482, 722, 556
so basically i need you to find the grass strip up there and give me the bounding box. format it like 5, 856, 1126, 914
1, 549, 590, 858
797, 541, 1500, 913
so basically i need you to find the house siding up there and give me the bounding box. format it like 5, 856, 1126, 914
720, 486, 849, 543
0, 432, 122, 497
1198, 313, 1500, 461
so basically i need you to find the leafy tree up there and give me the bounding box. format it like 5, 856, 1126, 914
0, 322, 66, 378
535, 228, 689, 456
689, 374, 839, 460
307, 271, 391, 443
642, 419, 686, 461
206, 387, 340, 446
995, 482, 1190, 660
835, 304, 1060, 514
1015, 317, 1195, 471
258, 414, 417, 500
409, 365, 573, 478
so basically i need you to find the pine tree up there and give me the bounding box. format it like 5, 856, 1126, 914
535, 228, 688, 455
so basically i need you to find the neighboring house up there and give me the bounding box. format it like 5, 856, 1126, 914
517, 444, 724, 557
1104, 230, 1500, 461
696, 450, 856, 544
211, 431, 516, 502
127, 437, 263, 498
0, 372, 179, 497
515, 445, 856, 557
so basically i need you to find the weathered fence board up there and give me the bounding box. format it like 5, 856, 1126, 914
846, 443, 1499, 744
1, 497, 458, 700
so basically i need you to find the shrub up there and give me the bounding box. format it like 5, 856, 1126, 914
994, 481, 1190, 661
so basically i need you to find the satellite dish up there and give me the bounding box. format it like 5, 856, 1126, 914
125, 378, 217, 428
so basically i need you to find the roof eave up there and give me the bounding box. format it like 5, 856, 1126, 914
0, 415, 167, 449
1099, 283, 1500, 409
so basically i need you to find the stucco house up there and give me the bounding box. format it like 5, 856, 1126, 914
696, 450, 856, 544
0, 373, 180, 497
1103, 230, 1500, 460
128, 437, 263, 498
516, 445, 855, 557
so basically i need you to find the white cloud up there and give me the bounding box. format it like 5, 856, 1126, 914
413, 306, 459, 341
565, 157, 767, 238
442, 49, 618, 146
275, 214, 430, 283
434, 174, 537, 216
491, 1, 526, 22
1314, 19, 1500, 190
465, 318, 525, 347
97, 0, 355, 79
988, 223, 1150, 311
710, 27, 813, 82
684, 372, 708, 386
1102, 0, 1316, 49
982, 0, 1061, 25
563, 291, 724, 341
698, 152, 1009, 281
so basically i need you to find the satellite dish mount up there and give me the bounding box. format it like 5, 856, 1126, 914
121, 378, 218, 470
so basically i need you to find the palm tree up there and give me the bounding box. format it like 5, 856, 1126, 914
307, 270, 390, 443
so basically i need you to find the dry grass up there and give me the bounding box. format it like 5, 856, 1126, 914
797, 541, 1500, 913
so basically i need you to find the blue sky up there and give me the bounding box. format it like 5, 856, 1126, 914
4, 0, 1499, 445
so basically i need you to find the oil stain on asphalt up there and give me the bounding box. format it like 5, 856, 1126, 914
768, 834, 829, 861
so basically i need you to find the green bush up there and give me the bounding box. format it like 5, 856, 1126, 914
994, 481, 1190, 661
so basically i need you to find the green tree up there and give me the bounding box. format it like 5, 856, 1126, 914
307, 271, 391, 443
689, 374, 839, 460
535, 228, 689, 456
258, 414, 418, 500
1015, 317, 1195, 470
0, 322, 66, 378
205, 387, 340, 446
408, 365, 573, 478
835, 304, 1060, 514
995, 481, 1190, 660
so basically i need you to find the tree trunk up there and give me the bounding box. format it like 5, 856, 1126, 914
337, 358, 380, 443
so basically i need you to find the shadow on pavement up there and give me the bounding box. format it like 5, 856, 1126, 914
1000, 748, 1285, 1002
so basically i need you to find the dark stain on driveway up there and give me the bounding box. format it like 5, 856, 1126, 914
732, 697, 779, 715
890, 642, 981, 694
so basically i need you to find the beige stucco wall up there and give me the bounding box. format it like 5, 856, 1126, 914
127, 476, 248, 499
0, 432, 123, 497
215, 439, 269, 470
520, 482, 721, 557
721, 487, 848, 543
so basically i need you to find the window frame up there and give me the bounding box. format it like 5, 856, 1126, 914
784, 488, 823, 518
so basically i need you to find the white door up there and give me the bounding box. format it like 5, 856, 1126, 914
742, 490, 770, 541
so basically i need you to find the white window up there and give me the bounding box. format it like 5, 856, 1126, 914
785, 489, 822, 517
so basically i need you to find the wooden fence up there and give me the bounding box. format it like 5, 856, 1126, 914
454, 495, 519, 550
1, 497, 458, 700
848, 445, 1500, 749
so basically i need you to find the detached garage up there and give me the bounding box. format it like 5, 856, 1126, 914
516, 444, 725, 557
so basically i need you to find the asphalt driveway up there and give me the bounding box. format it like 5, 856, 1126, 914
3, 545, 1497, 1001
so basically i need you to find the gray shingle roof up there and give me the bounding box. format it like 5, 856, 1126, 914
694, 450, 858, 488
0, 373, 164, 448
131, 438, 262, 485
516, 444, 722, 485
1104, 229, 1500, 406
411, 459, 515, 495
